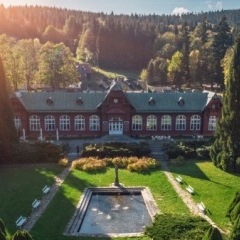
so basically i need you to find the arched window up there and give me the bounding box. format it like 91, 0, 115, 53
132, 115, 142, 130
29, 115, 40, 131
190, 115, 201, 131
208, 116, 217, 131
147, 115, 157, 130
89, 115, 100, 131
161, 115, 171, 130
45, 115, 55, 131
14, 116, 21, 130
176, 115, 186, 130
60, 115, 70, 131
75, 115, 85, 130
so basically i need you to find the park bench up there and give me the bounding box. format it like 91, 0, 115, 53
186, 185, 194, 194
197, 202, 206, 212
42, 185, 50, 195
16, 216, 27, 229
32, 199, 41, 210
175, 175, 183, 183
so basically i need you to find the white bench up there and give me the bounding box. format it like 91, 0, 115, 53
175, 175, 183, 183
186, 185, 194, 194
42, 185, 50, 195
32, 199, 41, 210
16, 216, 27, 229
197, 202, 206, 212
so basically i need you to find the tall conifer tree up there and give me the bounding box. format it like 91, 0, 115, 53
0, 56, 17, 163
210, 37, 240, 172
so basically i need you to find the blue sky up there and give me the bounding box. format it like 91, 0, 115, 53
0, 0, 240, 15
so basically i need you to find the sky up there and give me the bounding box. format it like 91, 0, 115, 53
0, 0, 240, 15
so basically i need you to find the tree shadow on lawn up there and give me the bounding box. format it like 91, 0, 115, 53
167, 160, 233, 188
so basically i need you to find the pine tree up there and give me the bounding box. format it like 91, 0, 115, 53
212, 15, 232, 89
210, 37, 240, 172
12, 230, 33, 240
0, 56, 18, 163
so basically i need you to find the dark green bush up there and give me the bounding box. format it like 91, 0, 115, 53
226, 191, 240, 218
202, 226, 223, 240
145, 213, 209, 240
230, 202, 240, 223
197, 147, 210, 160
10, 142, 62, 163
164, 143, 185, 159
230, 215, 240, 240
170, 155, 185, 166
81, 142, 150, 158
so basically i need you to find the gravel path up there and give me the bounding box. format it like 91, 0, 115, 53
24, 165, 71, 231
161, 162, 226, 234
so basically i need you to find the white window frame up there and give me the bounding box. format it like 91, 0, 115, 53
14, 116, 21, 130
176, 115, 186, 131
208, 116, 217, 131
161, 115, 171, 131
45, 115, 56, 131
60, 115, 70, 131
132, 115, 142, 131
89, 115, 100, 131
147, 115, 157, 130
75, 115, 85, 131
29, 115, 40, 131
190, 115, 201, 131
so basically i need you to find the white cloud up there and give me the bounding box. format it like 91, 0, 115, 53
172, 7, 189, 15
206, 1, 222, 10
216, 1, 222, 10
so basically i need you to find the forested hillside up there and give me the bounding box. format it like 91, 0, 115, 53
0, 4, 239, 90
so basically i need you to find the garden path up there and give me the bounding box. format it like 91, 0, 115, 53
23, 165, 71, 231
161, 162, 227, 234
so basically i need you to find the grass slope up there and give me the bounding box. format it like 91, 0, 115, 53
169, 161, 240, 232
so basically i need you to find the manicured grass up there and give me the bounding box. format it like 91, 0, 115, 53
31, 168, 189, 240
92, 67, 140, 80
169, 160, 240, 232
0, 165, 63, 237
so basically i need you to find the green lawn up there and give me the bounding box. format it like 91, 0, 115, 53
30, 167, 189, 240
2, 161, 236, 239
0, 165, 63, 237
169, 160, 240, 232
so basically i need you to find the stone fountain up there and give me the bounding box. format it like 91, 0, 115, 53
64, 167, 159, 237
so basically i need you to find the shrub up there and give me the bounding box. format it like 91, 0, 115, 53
12, 230, 33, 240
230, 215, 240, 240
202, 226, 223, 240
81, 142, 151, 158
145, 213, 209, 239
226, 191, 240, 217
170, 155, 185, 166
127, 157, 159, 173
230, 202, 240, 223
58, 158, 69, 167
72, 158, 106, 172
164, 143, 185, 159
196, 147, 210, 160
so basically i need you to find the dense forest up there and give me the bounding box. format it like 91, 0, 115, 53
0, 4, 240, 90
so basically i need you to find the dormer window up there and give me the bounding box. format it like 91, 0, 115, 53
149, 97, 155, 105
46, 97, 53, 105
76, 97, 83, 105
178, 97, 185, 106
212, 104, 216, 109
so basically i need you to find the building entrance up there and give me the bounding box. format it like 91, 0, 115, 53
109, 121, 123, 135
